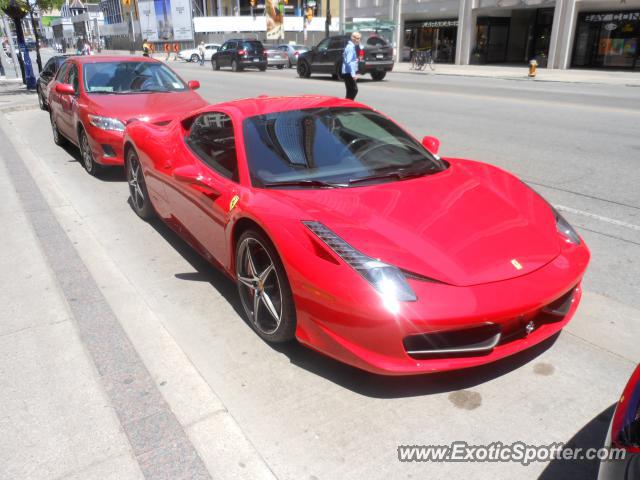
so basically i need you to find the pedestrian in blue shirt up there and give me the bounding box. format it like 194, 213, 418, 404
342, 32, 361, 100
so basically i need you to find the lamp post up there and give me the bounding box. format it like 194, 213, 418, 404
324, 0, 330, 38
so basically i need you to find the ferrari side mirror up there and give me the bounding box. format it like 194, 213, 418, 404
187, 80, 200, 90
421, 136, 440, 156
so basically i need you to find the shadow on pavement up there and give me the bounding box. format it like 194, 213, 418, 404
538, 404, 615, 480
61, 142, 126, 182
140, 205, 562, 398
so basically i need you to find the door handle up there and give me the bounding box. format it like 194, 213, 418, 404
191, 183, 220, 200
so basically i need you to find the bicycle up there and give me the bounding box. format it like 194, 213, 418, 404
411, 49, 435, 71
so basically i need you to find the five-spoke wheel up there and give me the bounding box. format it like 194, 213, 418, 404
126, 148, 155, 219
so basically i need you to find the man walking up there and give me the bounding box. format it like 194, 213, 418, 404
198, 42, 205, 66
342, 32, 361, 100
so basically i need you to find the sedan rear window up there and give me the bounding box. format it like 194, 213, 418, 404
243, 107, 446, 188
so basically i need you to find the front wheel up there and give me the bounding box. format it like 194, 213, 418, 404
37, 86, 47, 110
297, 60, 311, 78
79, 128, 101, 176
190, 53, 199, 62
236, 230, 296, 343
371, 71, 386, 81
126, 148, 155, 220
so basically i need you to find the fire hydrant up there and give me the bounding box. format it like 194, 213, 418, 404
528, 59, 538, 77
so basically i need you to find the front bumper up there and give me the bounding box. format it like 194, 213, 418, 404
86, 126, 125, 166
287, 241, 589, 375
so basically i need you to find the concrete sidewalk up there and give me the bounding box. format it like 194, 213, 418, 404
392, 62, 640, 86
0, 78, 38, 113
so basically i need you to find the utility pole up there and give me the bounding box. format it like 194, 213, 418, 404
394, 0, 402, 63
324, 0, 330, 38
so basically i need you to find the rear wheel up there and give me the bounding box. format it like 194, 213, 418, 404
37, 86, 47, 110
126, 148, 155, 220
212, 58, 220, 70
297, 60, 311, 78
277, 64, 284, 69
50, 113, 66, 146
259, 65, 266, 72
236, 230, 296, 343
232, 59, 242, 72
79, 128, 101, 176
371, 71, 387, 81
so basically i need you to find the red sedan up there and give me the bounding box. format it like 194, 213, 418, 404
123, 96, 590, 375
47, 56, 207, 175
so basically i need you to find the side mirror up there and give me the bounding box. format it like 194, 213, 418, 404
173, 165, 201, 184
187, 80, 200, 90
55, 83, 75, 95
421, 136, 440, 156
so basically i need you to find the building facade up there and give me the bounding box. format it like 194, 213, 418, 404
347, 0, 640, 69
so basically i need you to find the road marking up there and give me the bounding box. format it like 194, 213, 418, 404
556, 205, 640, 232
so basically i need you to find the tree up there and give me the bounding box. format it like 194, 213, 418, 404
1, 0, 64, 72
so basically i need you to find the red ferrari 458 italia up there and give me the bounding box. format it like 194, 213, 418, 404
47, 56, 207, 175
123, 95, 590, 375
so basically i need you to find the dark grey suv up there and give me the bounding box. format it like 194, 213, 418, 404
211, 39, 267, 72
296, 34, 394, 81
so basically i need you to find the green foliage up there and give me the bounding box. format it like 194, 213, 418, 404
1, 0, 65, 17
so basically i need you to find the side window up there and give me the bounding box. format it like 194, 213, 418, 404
328, 37, 344, 49
186, 112, 238, 182
317, 38, 330, 51
67, 65, 79, 94
43, 59, 55, 75
226, 42, 237, 51
55, 63, 70, 82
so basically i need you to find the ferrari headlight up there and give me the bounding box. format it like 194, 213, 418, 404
303, 221, 417, 302
554, 208, 581, 245
88, 115, 125, 132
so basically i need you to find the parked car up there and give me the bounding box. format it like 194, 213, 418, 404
178, 43, 220, 62
598, 364, 640, 480
211, 39, 267, 72
122, 95, 590, 375
297, 34, 394, 81
47, 56, 207, 176
37, 55, 72, 111
265, 48, 288, 69
276, 44, 309, 67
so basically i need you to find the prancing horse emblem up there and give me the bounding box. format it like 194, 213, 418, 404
511, 259, 523, 270
525, 321, 535, 335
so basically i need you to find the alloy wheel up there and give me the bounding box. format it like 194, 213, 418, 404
80, 131, 95, 174
237, 237, 283, 336
128, 152, 145, 212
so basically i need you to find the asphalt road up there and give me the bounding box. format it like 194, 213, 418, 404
3, 56, 640, 479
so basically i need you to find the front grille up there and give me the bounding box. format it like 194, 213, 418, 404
404, 286, 577, 359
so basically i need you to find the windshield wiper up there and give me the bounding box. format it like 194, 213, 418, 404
348, 166, 434, 185
262, 179, 346, 188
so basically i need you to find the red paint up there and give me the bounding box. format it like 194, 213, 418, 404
124, 96, 590, 375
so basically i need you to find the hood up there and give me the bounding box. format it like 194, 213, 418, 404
273, 160, 561, 287
87, 90, 207, 124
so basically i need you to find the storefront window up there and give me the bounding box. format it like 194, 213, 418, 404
572, 11, 639, 69
404, 20, 458, 63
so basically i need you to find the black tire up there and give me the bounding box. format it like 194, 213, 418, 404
297, 60, 311, 78
125, 148, 155, 220
259, 66, 267, 72
277, 64, 284, 69
78, 128, 102, 176
190, 53, 199, 62
236, 229, 296, 343
37, 86, 47, 111
288, 60, 293, 69
50, 113, 66, 146
232, 59, 241, 72
371, 71, 386, 81
212, 58, 219, 70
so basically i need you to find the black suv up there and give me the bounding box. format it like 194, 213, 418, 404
37, 55, 72, 111
297, 34, 394, 81
211, 39, 267, 72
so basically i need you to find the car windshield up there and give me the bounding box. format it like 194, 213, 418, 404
83, 61, 186, 94
243, 107, 447, 188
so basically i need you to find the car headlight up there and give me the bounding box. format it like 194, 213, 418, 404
553, 208, 581, 245
88, 115, 125, 132
303, 221, 417, 302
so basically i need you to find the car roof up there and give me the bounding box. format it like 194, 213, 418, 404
68, 55, 161, 65
202, 95, 371, 118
